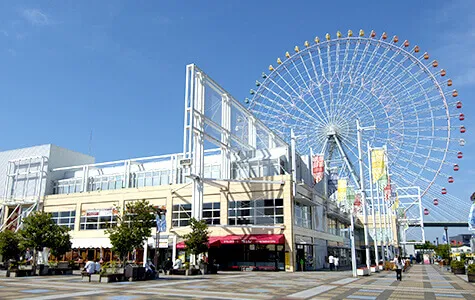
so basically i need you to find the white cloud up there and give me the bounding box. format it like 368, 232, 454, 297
21, 9, 50, 26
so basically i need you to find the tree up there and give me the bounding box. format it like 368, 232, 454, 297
0, 230, 22, 262
434, 244, 451, 261
415, 241, 435, 250
49, 226, 72, 259
106, 200, 155, 263
19, 212, 72, 267
183, 218, 209, 258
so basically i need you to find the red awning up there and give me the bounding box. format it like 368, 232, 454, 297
176, 236, 221, 249
220, 234, 285, 245
176, 234, 284, 248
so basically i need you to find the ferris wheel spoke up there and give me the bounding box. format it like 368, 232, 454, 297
289, 56, 330, 123
274, 66, 329, 124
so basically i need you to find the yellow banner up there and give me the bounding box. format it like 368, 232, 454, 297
392, 192, 400, 210
371, 149, 385, 181
337, 179, 347, 202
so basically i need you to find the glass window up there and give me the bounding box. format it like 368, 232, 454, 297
172, 204, 192, 227
80, 212, 117, 231
202, 202, 221, 225
228, 198, 284, 225
51, 210, 75, 230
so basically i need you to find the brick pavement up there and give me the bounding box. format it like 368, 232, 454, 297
0, 264, 473, 299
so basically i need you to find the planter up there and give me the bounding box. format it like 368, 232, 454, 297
378, 265, 383, 271
0, 270, 9, 277
90, 274, 101, 282
370, 266, 378, 273
125, 266, 146, 281
453, 268, 465, 275
467, 273, 475, 283
357, 268, 370, 276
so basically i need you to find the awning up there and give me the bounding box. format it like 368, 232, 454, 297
176, 236, 221, 250
71, 238, 112, 249
220, 234, 285, 245
176, 234, 284, 249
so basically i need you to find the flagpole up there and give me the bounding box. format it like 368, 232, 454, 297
383, 145, 393, 260
356, 120, 371, 272
376, 181, 385, 263
367, 142, 379, 270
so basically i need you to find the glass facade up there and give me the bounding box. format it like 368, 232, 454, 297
228, 199, 284, 225
172, 204, 192, 227
80, 213, 117, 230
294, 202, 312, 229
202, 202, 220, 225
51, 211, 76, 230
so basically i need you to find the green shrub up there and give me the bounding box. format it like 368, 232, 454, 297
467, 264, 475, 274
450, 260, 465, 269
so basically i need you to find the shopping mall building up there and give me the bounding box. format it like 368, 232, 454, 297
0, 65, 366, 272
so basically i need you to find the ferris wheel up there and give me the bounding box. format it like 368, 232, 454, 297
247, 30, 466, 220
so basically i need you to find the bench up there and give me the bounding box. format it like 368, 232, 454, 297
49, 262, 73, 275
168, 269, 186, 275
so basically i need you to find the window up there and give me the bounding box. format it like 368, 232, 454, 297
203, 202, 220, 225
294, 202, 312, 229
135, 170, 170, 188
327, 218, 337, 235
80, 209, 118, 230
228, 199, 283, 225
51, 211, 76, 229
172, 204, 191, 227
53, 179, 83, 195
89, 175, 124, 191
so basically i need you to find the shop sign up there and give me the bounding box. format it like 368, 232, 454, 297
82, 208, 118, 217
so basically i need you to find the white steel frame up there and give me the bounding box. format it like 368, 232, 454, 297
182, 64, 288, 220
0, 156, 48, 231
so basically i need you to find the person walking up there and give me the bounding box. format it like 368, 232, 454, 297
334, 256, 339, 271
328, 254, 335, 271
394, 256, 403, 281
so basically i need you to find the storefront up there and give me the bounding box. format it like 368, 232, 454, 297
177, 234, 285, 271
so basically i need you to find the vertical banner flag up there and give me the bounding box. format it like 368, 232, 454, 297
312, 155, 325, 183
337, 179, 348, 202
371, 149, 385, 181
347, 186, 355, 207
468, 202, 475, 231
328, 170, 338, 197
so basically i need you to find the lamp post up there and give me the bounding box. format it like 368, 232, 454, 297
154, 207, 166, 272
444, 226, 450, 263
436, 237, 439, 246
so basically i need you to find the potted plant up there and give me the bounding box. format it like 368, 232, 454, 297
467, 264, 475, 283
450, 260, 465, 275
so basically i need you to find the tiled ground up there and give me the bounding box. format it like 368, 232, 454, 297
0, 264, 473, 299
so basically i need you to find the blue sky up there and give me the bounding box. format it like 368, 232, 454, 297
0, 1, 473, 241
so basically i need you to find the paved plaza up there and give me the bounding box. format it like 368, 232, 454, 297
0, 264, 473, 299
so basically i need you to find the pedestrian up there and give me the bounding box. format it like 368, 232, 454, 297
84, 258, 95, 274
300, 258, 305, 271
164, 257, 173, 272
394, 255, 403, 281
334, 256, 339, 271
328, 254, 335, 271
173, 256, 183, 269
94, 259, 101, 274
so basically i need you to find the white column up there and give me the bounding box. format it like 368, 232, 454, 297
191, 71, 205, 220
376, 181, 385, 262
367, 142, 379, 269
356, 120, 371, 271
143, 240, 148, 267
